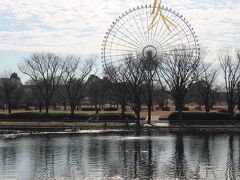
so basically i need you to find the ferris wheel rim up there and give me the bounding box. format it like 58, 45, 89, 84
101, 4, 200, 68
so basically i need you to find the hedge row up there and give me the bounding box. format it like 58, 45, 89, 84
103, 107, 118, 111
169, 112, 233, 125
81, 107, 118, 111
0, 113, 89, 122
0, 112, 135, 122
90, 113, 135, 121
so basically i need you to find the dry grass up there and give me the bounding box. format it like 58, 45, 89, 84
0, 105, 235, 122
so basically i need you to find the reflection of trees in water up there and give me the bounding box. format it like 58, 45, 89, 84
133, 130, 155, 179
0, 144, 17, 173
239, 137, 240, 175
2, 133, 240, 179
30, 137, 56, 179
225, 135, 236, 180
202, 136, 213, 178
174, 133, 187, 179
197, 135, 217, 179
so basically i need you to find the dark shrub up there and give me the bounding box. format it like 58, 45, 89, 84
169, 112, 231, 125
47, 113, 71, 120
0, 114, 9, 119
161, 107, 170, 111
82, 107, 101, 111
4, 112, 89, 121
69, 114, 89, 121
234, 113, 240, 121
91, 113, 135, 121
103, 107, 118, 111
8, 112, 45, 120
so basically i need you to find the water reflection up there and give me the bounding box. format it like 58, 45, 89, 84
0, 131, 240, 179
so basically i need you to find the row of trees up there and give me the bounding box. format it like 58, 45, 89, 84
105, 48, 240, 123
0, 49, 239, 124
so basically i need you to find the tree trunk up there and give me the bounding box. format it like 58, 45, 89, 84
39, 102, 42, 112
95, 104, 99, 114
136, 111, 141, 127
228, 106, 234, 120
121, 104, 126, 119
8, 105, 11, 115
45, 103, 49, 114
147, 85, 152, 125
175, 97, 184, 122
70, 105, 75, 116
64, 102, 67, 111
121, 103, 127, 126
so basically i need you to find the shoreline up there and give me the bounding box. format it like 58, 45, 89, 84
1, 120, 240, 133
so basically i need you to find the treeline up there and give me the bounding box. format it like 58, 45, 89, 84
0, 49, 240, 124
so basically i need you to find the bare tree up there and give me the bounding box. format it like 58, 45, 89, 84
153, 86, 169, 109
87, 75, 102, 114
19, 52, 66, 114
106, 56, 147, 126
25, 80, 44, 112
104, 65, 129, 122
197, 63, 218, 112
219, 50, 240, 118
122, 57, 145, 126
63, 56, 96, 115
141, 52, 160, 125
159, 46, 202, 120
0, 71, 23, 114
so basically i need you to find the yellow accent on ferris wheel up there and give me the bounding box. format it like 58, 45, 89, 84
149, 0, 177, 31
149, 4, 161, 30
151, 0, 158, 15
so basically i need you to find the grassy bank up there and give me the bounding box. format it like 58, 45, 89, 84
0, 112, 135, 122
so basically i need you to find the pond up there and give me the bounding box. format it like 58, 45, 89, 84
0, 130, 239, 180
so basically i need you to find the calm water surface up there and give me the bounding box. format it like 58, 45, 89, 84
0, 130, 240, 180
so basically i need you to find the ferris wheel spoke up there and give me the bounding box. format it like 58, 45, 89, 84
156, 22, 184, 46
157, 15, 193, 48
114, 19, 144, 48
138, 9, 148, 44
123, 15, 146, 48
157, 26, 187, 48
153, 9, 175, 45
107, 48, 138, 52
108, 35, 140, 49
154, 11, 182, 46
107, 41, 139, 50
145, 7, 150, 43
158, 44, 197, 54
110, 27, 142, 49
148, 7, 153, 43
110, 28, 142, 48
104, 54, 134, 58
131, 13, 148, 46
150, 7, 162, 45
104, 58, 129, 65
151, 16, 165, 46
158, 33, 194, 50
102, 6, 199, 68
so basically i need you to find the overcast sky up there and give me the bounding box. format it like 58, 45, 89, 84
0, 0, 239, 81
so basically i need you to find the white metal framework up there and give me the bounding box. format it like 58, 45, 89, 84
102, 4, 200, 68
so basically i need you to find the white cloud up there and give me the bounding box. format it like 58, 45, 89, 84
0, 0, 239, 57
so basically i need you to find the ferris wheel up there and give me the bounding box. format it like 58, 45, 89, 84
101, 4, 200, 69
